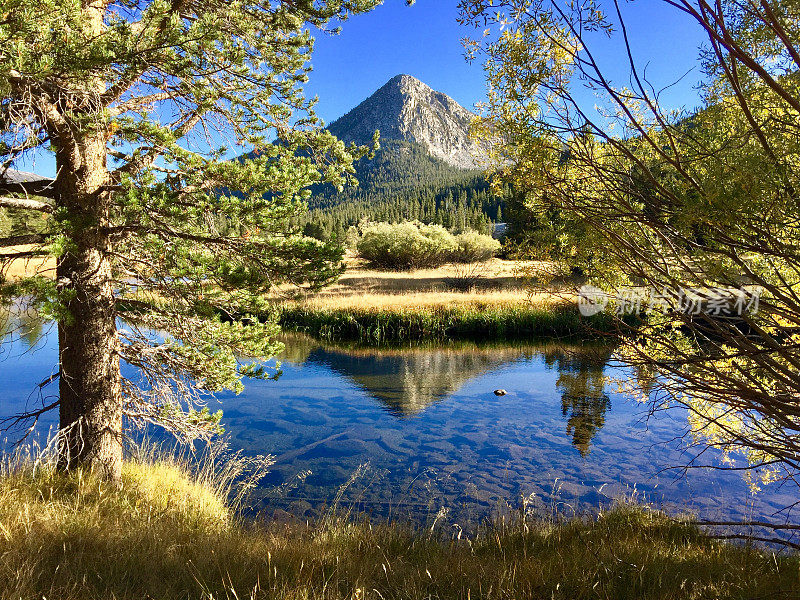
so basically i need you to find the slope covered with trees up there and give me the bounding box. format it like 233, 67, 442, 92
296, 140, 505, 239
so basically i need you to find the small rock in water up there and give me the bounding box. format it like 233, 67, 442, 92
493, 389, 507, 396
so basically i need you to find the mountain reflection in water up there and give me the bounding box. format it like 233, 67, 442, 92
0, 310, 615, 457
279, 333, 614, 455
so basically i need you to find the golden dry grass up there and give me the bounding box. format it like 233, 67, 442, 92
273, 257, 583, 342
314, 255, 549, 296
2, 248, 573, 321
0, 457, 797, 600
1, 245, 55, 280
291, 289, 571, 312
278, 255, 572, 314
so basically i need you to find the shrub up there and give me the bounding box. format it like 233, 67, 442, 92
357, 222, 425, 269
454, 230, 502, 263
356, 221, 498, 269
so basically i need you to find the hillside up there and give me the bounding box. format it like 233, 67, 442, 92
298, 75, 504, 239
300, 140, 502, 238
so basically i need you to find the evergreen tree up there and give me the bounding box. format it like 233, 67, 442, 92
297, 141, 504, 238
0, 0, 379, 480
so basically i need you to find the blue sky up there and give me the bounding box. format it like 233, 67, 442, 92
21, 1, 710, 177
307, 0, 711, 126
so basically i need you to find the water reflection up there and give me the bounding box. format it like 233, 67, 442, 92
543, 347, 614, 457
0, 304, 48, 350
0, 325, 788, 528
0, 316, 617, 457
280, 334, 615, 455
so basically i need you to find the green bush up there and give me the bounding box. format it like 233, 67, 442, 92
356, 221, 498, 269
454, 230, 502, 262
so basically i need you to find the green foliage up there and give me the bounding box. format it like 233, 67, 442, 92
297, 141, 504, 238
453, 229, 502, 263
0, 0, 381, 445
356, 221, 499, 270
0, 457, 795, 599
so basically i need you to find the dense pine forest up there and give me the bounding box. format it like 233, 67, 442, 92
294, 141, 506, 240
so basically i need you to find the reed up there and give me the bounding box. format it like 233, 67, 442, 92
276, 300, 625, 343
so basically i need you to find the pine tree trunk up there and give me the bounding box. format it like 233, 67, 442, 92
55, 134, 122, 482
50, 2, 122, 482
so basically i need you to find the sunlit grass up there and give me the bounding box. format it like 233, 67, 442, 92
271, 257, 594, 342
0, 453, 796, 599
291, 289, 568, 312
1, 244, 55, 281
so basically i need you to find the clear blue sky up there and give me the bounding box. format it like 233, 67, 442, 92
21, 1, 710, 177
307, 0, 710, 126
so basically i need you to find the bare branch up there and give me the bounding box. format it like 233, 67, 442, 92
706, 533, 800, 550
0, 196, 53, 212
0, 234, 47, 247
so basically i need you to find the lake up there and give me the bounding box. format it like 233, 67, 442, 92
0, 313, 795, 529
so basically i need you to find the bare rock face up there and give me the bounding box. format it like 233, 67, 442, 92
327, 74, 488, 170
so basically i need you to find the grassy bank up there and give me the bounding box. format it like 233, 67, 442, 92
276, 294, 625, 343
272, 259, 629, 343
0, 459, 796, 600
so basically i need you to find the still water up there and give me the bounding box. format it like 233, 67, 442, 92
0, 312, 795, 528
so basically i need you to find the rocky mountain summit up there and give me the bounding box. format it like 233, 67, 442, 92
327, 74, 488, 170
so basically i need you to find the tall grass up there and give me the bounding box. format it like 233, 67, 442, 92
277, 302, 630, 343
0, 449, 795, 600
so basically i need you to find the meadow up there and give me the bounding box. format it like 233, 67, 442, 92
272, 257, 619, 342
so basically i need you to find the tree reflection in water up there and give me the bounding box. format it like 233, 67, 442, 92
0, 322, 618, 456
0, 303, 48, 351
543, 347, 615, 456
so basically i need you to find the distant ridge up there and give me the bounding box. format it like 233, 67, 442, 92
327, 74, 488, 170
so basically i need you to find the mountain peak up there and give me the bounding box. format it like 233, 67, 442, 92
384, 73, 423, 88
386, 73, 415, 83
327, 75, 487, 169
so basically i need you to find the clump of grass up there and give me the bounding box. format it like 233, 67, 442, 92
0, 452, 795, 599
277, 300, 629, 343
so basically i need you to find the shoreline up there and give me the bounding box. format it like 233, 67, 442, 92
1, 459, 796, 599
275, 302, 632, 343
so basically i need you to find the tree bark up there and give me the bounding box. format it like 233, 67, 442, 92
55, 139, 122, 481
51, 1, 122, 482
